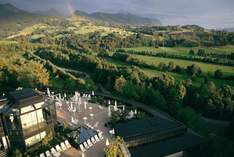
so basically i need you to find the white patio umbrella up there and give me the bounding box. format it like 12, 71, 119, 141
90, 113, 94, 119
83, 117, 88, 124
47, 88, 50, 96
108, 105, 111, 117
114, 103, 118, 112
84, 102, 87, 110
105, 138, 110, 146
123, 105, 125, 111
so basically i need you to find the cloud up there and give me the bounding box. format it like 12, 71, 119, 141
1, 0, 234, 28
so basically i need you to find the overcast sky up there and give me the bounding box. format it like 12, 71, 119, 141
1, 0, 234, 28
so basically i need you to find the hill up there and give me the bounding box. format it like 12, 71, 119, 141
34, 8, 64, 16
0, 3, 39, 21
224, 27, 234, 32
74, 10, 161, 26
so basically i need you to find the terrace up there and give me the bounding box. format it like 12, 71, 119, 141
46, 89, 147, 157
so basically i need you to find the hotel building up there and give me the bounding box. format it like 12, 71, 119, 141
0, 89, 57, 152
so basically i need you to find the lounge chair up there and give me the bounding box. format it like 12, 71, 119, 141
50, 148, 60, 157
98, 132, 104, 140
60, 142, 67, 151
87, 139, 93, 147
45, 151, 53, 157
79, 144, 86, 152
55, 145, 62, 152
83, 142, 89, 149
65, 140, 72, 148
40, 153, 45, 157
94, 135, 100, 142
91, 137, 96, 144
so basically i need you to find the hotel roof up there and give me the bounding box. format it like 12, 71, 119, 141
7, 88, 44, 107
0, 89, 45, 115
114, 117, 186, 140
114, 115, 206, 157
129, 131, 205, 157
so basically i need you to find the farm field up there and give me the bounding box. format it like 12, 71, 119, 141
106, 58, 234, 87
122, 46, 234, 55
130, 54, 234, 76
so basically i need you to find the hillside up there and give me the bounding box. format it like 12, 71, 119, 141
0, 3, 39, 21
74, 10, 161, 26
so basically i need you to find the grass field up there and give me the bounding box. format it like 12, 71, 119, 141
107, 58, 234, 87
0, 40, 18, 45
131, 54, 234, 76
122, 46, 234, 55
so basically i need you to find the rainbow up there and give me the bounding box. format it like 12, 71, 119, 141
64, 0, 76, 16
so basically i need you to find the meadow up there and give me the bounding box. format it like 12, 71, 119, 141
107, 55, 234, 87
122, 46, 234, 55
130, 54, 234, 76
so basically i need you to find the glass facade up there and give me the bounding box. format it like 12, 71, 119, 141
25, 131, 46, 147
0, 98, 57, 151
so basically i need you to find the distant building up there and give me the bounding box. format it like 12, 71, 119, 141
114, 116, 205, 157
0, 89, 57, 152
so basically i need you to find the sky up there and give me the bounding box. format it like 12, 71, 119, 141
1, 0, 234, 28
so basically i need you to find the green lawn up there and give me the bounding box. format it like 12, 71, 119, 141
122, 46, 234, 55
131, 54, 234, 76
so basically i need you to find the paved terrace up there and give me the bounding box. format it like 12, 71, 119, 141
56, 95, 111, 157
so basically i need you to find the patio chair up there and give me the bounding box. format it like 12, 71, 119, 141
83, 141, 89, 149
91, 137, 96, 144
98, 132, 104, 140
87, 139, 93, 147
40, 153, 45, 157
60, 142, 67, 151
55, 145, 63, 152
45, 151, 53, 157
50, 148, 61, 157
94, 135, 100, 142
98, 105, 103, 110
65, 140, 72, 148
79, 144, 86, 152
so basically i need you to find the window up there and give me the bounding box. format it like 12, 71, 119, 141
25, 131, 46, 147
20, 109, 45, 129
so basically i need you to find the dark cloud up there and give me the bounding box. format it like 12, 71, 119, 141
1, 0, 234, 28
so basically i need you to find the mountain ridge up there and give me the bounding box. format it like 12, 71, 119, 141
74, 10, 161, 26
0, 3, 39, 21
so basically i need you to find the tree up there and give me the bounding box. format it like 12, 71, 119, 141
123, 81, 139, 99
158, 62, 167, 71
186, 64, 202, 76
11, 149, 23, 157
214, 69, 224, 79
197, 49, 206, 56
168, 61, 175, 71
114, 75, 126, 93
189, 49, 195, 55
142, 87, 167, 110
177, 82, 186, 99
104, 137, 125, 157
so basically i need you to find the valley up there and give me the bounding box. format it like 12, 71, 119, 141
0, 3, 234, 157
